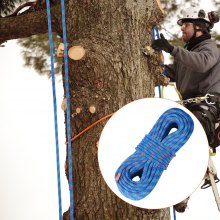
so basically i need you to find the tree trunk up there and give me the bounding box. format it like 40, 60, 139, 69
0, 0, 170, 219
63, 0, 169, 219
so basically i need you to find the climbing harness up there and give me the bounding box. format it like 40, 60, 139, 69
181, 94, 220, 154
115, 108, 194, 200
166, 87, 220, 212
46, 0, 74, 219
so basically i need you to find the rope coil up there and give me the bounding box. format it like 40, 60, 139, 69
115, 108, 194, 201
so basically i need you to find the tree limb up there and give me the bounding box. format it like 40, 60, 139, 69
0, 4, 62, 44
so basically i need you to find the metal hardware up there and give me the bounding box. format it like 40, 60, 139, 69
205, 93, 216, 105
177, 93, 216, 105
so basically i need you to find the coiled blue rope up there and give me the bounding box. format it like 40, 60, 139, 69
115, 108, 194, 201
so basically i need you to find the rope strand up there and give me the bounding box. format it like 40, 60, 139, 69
60, 0, 75, 219
45, 0, 62, 219
115, 108, 194, 200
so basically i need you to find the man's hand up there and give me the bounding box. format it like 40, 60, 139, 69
151, 33, 174, 53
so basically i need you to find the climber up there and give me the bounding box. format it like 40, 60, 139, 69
151, 5, 220, 212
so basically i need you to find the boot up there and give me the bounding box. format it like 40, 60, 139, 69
173, 197, 190, 213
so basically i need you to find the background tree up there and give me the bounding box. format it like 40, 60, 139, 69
0, 0, 23, 16
1, 0, 219, 219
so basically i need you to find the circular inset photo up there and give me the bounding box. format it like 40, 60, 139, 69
98, 98, 209, 209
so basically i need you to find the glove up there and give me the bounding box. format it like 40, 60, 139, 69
151, 33, 174, 53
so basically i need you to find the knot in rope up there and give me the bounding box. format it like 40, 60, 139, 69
136, 135, 175, 170
115, 108, 194, 201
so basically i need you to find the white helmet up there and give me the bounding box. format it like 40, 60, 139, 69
177, 6, 212, 28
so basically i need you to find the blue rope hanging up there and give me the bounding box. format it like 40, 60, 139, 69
115, 108, 194, 201
173, 207, 177, 220
46, 0, 74, 219
45, 1, 62, 219
152, 26, 162, 98
60, 0, 75, 219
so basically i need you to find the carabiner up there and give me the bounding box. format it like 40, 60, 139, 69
205, 93, 215, 105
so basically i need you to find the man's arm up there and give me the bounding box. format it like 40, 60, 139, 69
164, 64, 176, 82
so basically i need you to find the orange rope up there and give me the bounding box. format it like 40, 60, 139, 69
66, 112, 114, 144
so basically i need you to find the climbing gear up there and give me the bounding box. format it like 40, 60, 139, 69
60, 0, 75, 218
151, 33, 174, 53
201, 174, 220, 189
208, 11, 220, 26
201, 156, 220, 211
115, 108, 194, 200
177, 6, 213, 28
46, 0, 74, 219
211, 125, 220, 151
173, 207, 177, 220
177, 93, 216, 105
151, 26, 169, 97
67, 113, 114, 144
151, 26, 163, 98
45, 1, 63, 219
182, 93, 220, 153
185, 103, 219, 153
173, 197, 190, 213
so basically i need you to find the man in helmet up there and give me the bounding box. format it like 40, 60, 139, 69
152, 6, 220, 213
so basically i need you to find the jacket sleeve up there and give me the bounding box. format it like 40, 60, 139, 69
170, 44, 219, 73
164, 64, 176, 82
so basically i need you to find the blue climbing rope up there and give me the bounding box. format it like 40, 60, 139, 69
46, 0, 74, 219
115, 108, 194, 200
45, 0, 62, 219
152, 26, 162, 98
60, 0, 75, 219
173, 207, 177, 220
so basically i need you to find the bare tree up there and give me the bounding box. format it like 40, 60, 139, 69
0, 0, 170, 219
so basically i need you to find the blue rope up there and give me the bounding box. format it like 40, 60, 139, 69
60, 0, 75, 219
45, 0, 62, 219
152, 26, 162, 98
173, 207, 177, 220
115, 108, 194, 200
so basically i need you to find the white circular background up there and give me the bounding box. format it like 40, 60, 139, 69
98, 98, 209, 209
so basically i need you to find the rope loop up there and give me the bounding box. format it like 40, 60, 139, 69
115, 108, 194, 201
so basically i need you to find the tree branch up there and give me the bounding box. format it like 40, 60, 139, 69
0, 4, 62, 44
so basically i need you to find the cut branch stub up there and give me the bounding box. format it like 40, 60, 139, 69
57, 43, 64, 57
68, 46, 85, 60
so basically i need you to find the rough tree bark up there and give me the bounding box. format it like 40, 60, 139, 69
0, 0, 170, 219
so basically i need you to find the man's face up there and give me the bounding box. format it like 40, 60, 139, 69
181, 22, 195, 42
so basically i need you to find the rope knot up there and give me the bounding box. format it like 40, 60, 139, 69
136, 135, 175, 169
